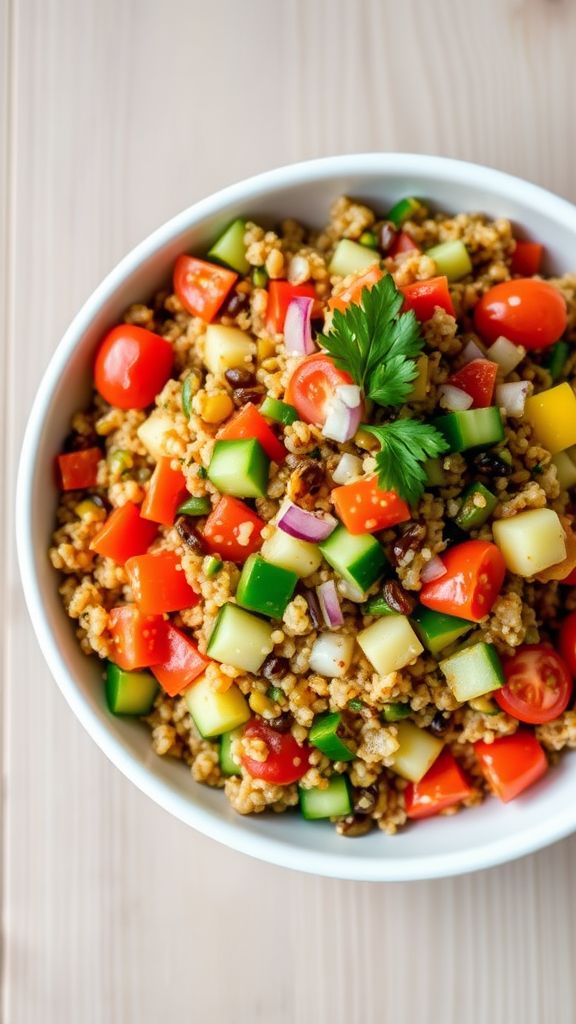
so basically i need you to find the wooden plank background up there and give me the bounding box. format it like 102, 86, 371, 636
3, 0, 576, 1020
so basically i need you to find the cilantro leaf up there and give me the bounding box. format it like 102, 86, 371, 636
318, 274, 424, 406
364, 419, 449, 506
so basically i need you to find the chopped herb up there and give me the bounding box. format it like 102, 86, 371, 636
364, 418, 449, 506
347, 698, 365, 712
197, 466, 208, 479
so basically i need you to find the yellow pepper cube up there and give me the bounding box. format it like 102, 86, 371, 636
409, 355, 429, 402
524, 382, 576, 455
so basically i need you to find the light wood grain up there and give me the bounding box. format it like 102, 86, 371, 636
4, 0, 576, 1021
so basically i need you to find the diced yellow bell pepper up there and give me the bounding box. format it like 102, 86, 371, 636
523, 382, 576, 455
409, 355, 429, 402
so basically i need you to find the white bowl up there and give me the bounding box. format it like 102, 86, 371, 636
17, 154, 576, 881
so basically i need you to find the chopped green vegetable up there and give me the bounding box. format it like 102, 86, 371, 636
236, 554, 298, 619
424, 457, 447, 487
363, 594, 397, 616
207, 218, 249, 274
382, 702, 411, 722
309, 712, 355, 762
544, 340, 570, 382
426, 240, 472, 282
197, 466, 208, 479
207, 438, 270, 498
182, 375, 194, 418
319, 524, 388, 591
267, 686, 284, 703
177, 496, 212, 517
252, 267, 268, 288
299, 775, 352, 820
387, 196, 422, 226
433, 408, 505, 453
207, 604, 274, 673
329, 238, 380, 277
105, 663, 158, 716
440, 642, 504, 702
411, 606, 473, 657
108, 449, 134, 476
359, 230, 378, 247
219, 729, 242, 775
454, 482, 498, 532
260, 395, 298, 425
347, 698, 365, 712
205, 555, 223, 578
185, 677, 251, 738
364, 419, 449, 506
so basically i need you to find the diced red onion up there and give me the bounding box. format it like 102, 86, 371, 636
322, 397, 363, 443
461, 339, 485, 364
332, 452, 363, 485
421, 556, 448, 583
439, 384, 473, 412
284, 297, 316, 355
486, 335, 524, 375
336, 384, 362, 408
300, 585, 322, 628
277, 500, 337, 542
317, 580, 344, 629
495, 381, 531, 417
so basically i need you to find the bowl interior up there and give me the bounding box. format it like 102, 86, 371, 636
18, 154, 576, 880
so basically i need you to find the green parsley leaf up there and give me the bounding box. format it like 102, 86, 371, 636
318, 274, 424, 406
364, 419, 449, 506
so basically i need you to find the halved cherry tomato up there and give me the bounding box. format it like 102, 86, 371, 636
332, 476, 411, 534
389, 231, 420, 258
90, 501, 158, 563
125, 551, 198, 615
202, 495, 265, 564
510, 241, 543, 277
400, 275, 455, 320
57, 448, 102, 490
94, 325, 174, 410
151, 623, 210, 697
285, 353, 358, 427
474, 279, 567, 350
448, 359, 498, 409
495, 645, 572, 724
108, 604, 167, 670
218, 403, 286, 464
405, 749, 472, 819
419, 540, 506, 622
140, 457, 188, 526
328, 264, 383, 314
266, 281, 316, 334
560, 612, 576, 676
239, 719, 311, 784
173, 255, 237, 322
474, 732, 547, 802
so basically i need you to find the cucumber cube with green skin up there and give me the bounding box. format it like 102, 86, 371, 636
329, 239, 380, 277
425, 457, 447, 487
387, 196, 423, 226
261, 528, 322, 578
207, 603, 274, 673
299, 775, 352, 820
426, 240, 472, 282
185, 677, 250, 738
207, 439, 270, 499
207, 218, 249, 274
319, 524, 388, 591
433, 407, 504, 453
260, 396, 299, 426
381, 702, 411, 722
205, 555, 223, 578
411, 606, 474, 657
219, 729, 242, 775
440, 641, 504, 703
236, 554, 298, 619
309, 712, 354, 762
454, 482, 498, 532
105, 663, 158, 716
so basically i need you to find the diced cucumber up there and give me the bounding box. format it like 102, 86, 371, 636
299, 775, 352, 820
203, 324, 254, 376
493, 508, 566, 577
439, 641, 504, 702
260, 395, 299, 426
207, 604, 274, 673
185, 677, 250, 738
543, 340, 570, 382
382, 702, 411, 722
236, 554, 297, 619
358, 615, 423, 675
261, 528, 322, 578
426, 240, 472, 282
205, 555, 223, 578
425, 457, 447, 487
390, 721, 443, 782
105, 663, 158, 715
454, 482, 498, 532
387, 196, 423, 226
552, 451, 576, 490
329, 239, 380, 277
411, 605, 473, 657
433, 407, 504, 453
208, 438, 269, 499
177, 495, 212, 516
319, 524, 387, 591
219, 728, 242, 775
207, 218, 249, 274
137, 411, 176, 461
309, 712, 354, 762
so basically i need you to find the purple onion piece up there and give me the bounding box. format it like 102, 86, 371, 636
284, 296, 316, 355
277, 501, 337, 542
316, 580, 344, 629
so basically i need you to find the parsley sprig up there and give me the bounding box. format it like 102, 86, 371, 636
364, 420, 449, 506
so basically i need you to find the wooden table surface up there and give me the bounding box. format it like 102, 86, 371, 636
3, 1, 576, 1020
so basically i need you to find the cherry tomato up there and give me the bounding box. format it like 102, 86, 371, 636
405, 749, 472, 820
419, 540, 506, 622
285, 353, 360, 427
448, 359, 498, 409
474, 732, 547, 802
474, 279, 567, 350
560, 612, 576, 676
240, 720, 311, 784
173, 255, 237, 322
94, 325, 173, 410
495, 645, 572, 724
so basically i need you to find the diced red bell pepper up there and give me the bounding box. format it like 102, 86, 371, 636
419, 540, 506, 622
90, 501, 158, 563
57, 448, 102, 490
474, 732, 547, 803
510, 241, 543, 277
218, 403, 286, 464
108, 604, 167, 670
328, 264, 384, 314
331, 476, 411, 534
266, 281, 316, 334
173, 255, 237, 322
141, 457, 189, 526
400, 275, 455, 320
125, 551, 199, 615
389, 231, 420, 258
151, 623, 210, 696
449, 359, 498, 409
405, 749, 472, 819
202, 495, 265, 564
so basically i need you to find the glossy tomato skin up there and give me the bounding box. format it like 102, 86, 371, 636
328, 264, 383, 313
240, 720, 311, 784
150, 623, 210, 697
400, 276, 455, 320
173, 255, 237, 322
419, 540, 506, 622
285, 353, 359, 427
495, 644, 572, 724
90, 501, 158, 563
94, 325, 173, 409
560, 612, 576, 676
108, 604, 167, 671
474, 732, 547, 802
474, 279, 567, 350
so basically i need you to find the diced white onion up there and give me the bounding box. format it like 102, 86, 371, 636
308, 633, 355, 678
332, 453, 363, 485
336, 384, 362, 408
337, 579, 367, 603
322, 397, 362, 443
438, 384, 473, 412
486, 336, 525, 375
495, 380, 531, 417
461, 339, 485, 364
420, 556, 448, 583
